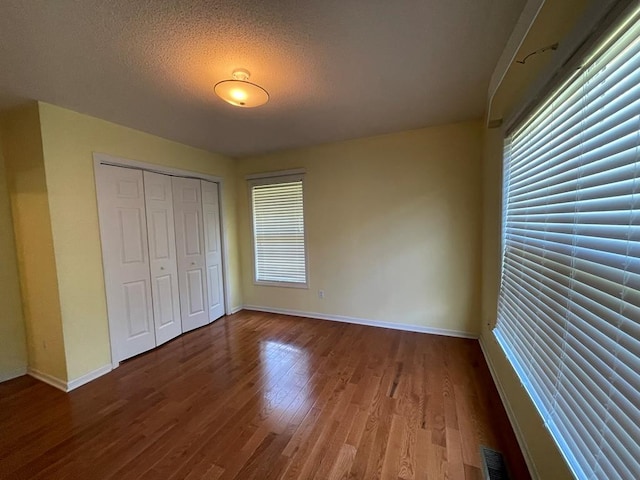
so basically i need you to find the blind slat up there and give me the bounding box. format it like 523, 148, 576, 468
495, 7, 640, 479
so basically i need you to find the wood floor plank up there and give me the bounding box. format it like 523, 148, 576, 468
428, 443, 449, 480
311, 402, 358, 480
446, 427, 466, 480
398, 410, 417, 480
327, 443, 357, 480
0, 311, 530, 479
464, 463, 483, 480
364, 395, 395, 479
380, 414, 403, 479
414, 427, 431, 480
348, 371, 387, 479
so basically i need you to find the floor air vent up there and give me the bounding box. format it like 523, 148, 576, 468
480, 446, 510, 480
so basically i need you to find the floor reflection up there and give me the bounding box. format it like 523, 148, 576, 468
258, 340, 312, 432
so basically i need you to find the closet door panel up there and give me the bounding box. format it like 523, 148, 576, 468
201, 180, 225, 321
144, 171, 182, 345
122, 281, 150, 336
173, 177, 209, 332
184, 212, 202, 254
207, 265, 221, 310
154, 274, 176, 324
187, 269, 206, 314
96, 165, 156, 362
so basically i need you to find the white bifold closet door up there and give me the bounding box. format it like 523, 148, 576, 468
143, 171, 182, 345
172, 177, 209, 332
96, 165, 156, 362
201, 180, 225, 322
97, 163, 226, 363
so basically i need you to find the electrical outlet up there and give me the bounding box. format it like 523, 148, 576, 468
318, 290, 325, 299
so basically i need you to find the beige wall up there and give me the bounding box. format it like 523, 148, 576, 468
0, 104, 68, 381
0, 128, 28, 381
37, 102, 241, 381
237, 121, 483, 335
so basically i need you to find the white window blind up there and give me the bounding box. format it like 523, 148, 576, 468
495, 6, 640, 480
251, 176, 307, 286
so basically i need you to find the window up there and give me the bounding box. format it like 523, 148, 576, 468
249, 172, 307, 287
495, 6, 640, 480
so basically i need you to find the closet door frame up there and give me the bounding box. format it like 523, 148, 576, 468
93, 153, 232, 369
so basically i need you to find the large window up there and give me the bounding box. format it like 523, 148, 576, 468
249, 172, 307, 287
495, 6, 640, 479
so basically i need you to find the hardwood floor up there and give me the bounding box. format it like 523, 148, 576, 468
0, 311, 530, 479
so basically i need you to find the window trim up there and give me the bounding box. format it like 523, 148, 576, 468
504, 0, 635, 136
248, 170, 309, 289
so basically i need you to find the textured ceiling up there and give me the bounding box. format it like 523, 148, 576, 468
0, 0, 525, 157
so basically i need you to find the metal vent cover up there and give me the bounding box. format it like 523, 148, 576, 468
480, 446, 510, 480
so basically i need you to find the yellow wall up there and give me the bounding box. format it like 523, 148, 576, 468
37, 102, 241, 381
479, 1, 589, 478
0, 128, 28, 381
237, 121, 483, 335
0, 104, 68, 381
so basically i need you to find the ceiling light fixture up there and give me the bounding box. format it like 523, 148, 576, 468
214, 69, 269, 108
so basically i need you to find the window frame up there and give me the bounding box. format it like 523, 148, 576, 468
248, 170, 309, 289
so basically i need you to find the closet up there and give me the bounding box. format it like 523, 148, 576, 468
96, 163, 225, 364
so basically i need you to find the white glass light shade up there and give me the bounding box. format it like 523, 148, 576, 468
214, 69, 269, 108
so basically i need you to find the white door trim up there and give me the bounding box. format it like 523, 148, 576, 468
93, 152, 233, 368
93, 152, 224, 183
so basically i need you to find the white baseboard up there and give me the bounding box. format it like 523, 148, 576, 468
229, 305, 243, 315
66, 364, 112, 391
242, 305, 478, 339
0, 365, 28, 383
27, 368, 67, 392
28, 363, 112, 392
479, 334, 538, 480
